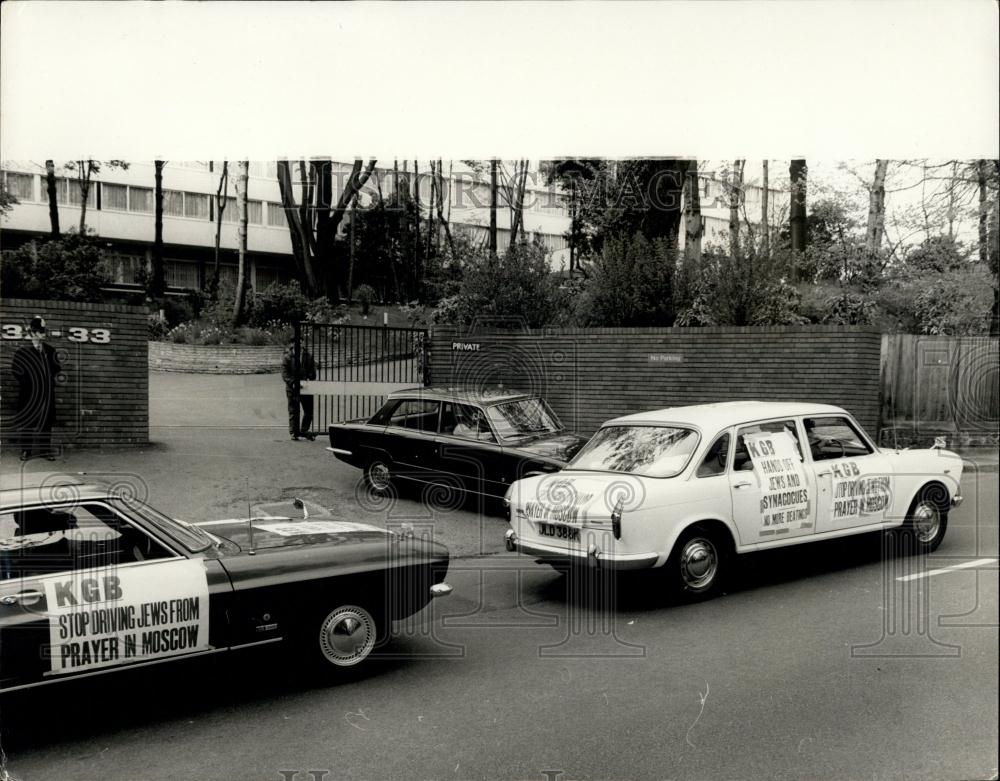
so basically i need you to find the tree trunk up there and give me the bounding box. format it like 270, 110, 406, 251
489, 159, 498, 256
413, 159, 421, 299
761, 160, 770, 259
990, 160, 1000, 337
232, 161, 249, 327
508, 160, 529, 248
435, 158, 454, 255
789, 159, 808, 259
683, 161, 702, 264
865, 159, 889, 256
324, 159, 377, 300
213, 161, 229, 291
729, 160, 744, 258
151, 160, 166, 300
977, 159, 989, 265
44, 160, 59, 237
77, 161, 91, 233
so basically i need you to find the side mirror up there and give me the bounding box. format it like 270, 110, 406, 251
292, 497, 308, 519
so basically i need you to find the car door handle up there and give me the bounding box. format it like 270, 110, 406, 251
733, 481, 753, 489
817, 471, 831, 477
1, 590, 43, 606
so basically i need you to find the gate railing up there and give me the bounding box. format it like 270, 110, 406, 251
294, 321, 428, 434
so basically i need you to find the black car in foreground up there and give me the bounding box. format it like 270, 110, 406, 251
327, 387, 588, 499
0, 476, 451, 692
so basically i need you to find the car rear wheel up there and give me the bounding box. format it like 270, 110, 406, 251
314, 605, 379, 669
364, 458, 394, 495
666, 526, 729, 600
899, 485, 949, 554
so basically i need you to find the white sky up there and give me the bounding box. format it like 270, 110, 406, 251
1, 1, 997, 161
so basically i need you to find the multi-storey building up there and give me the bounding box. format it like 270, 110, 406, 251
0, 160, 574, 295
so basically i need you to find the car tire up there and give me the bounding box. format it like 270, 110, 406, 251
363, 458, 394, 496
312, 604, 381, 671
665, 525, 729, 600
898, 484, 949, 554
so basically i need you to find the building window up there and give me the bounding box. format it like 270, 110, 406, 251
129, 187, 153, 214
248, 162, 267, 178
166, 260, 199, 290
101, 254, 145, 285
184, 192, 209, 219
66, 179, 96, 207
174, 161, 210, 171
254, 266, 283, 290
163, 190, 185, 217
2, 172, 35, 201
248, 200, 263, 225
221, 196, 238, 223
102, 183, 128, 211
267, 202, 287, 227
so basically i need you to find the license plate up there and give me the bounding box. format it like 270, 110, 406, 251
537, 522, 579, 541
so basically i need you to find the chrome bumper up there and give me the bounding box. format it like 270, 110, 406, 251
326, 446, 353, 457
430, 582, 453, 598
504, 529, 658, 571
951, 493, 963, 508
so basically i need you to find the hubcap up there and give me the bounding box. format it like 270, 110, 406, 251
369, 462, 391, 491
318, 607, 376, 667
913, 502, 940, 544
679, 537, 718, 590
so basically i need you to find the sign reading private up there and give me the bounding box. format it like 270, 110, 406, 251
745, 431, 811, 530
42, 559, 209, 675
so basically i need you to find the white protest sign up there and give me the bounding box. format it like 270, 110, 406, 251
829, 461, 891, 523
253, 520, 385, 536
42, 558, 210, 676
744, 431, 811, 529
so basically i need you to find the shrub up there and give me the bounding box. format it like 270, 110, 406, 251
0, 232, 111, 301
578, 233, 677, 326
354, 284, 377, 316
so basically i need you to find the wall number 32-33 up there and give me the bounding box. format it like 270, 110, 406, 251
1, 324, 112, 343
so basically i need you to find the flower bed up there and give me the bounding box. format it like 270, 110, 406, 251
149, 342, 285, 374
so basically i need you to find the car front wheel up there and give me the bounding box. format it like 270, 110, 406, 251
315, 605, 379, 669
900, 485, 949, 554
666, 526, 729, 600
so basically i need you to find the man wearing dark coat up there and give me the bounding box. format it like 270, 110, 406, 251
281, 337, 317, 440
11, 316, 62, 461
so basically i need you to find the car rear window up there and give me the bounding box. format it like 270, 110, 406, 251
567, 425, 699, 478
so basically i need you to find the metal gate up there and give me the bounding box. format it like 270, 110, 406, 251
293, 321, 428, 435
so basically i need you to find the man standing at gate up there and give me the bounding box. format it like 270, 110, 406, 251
12, 316, 62, 461
282, 336, 317, 441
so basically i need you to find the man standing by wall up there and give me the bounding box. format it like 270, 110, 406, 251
282, 336, 317, 441
11, 316, 62, 461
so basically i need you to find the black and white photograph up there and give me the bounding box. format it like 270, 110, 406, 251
1, 2, 998, 780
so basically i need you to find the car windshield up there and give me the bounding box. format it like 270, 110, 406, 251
567, 425, 699, 478
486, 398, 562, 440
115, 498, 212, 552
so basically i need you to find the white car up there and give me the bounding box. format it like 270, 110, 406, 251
503, 401, 964, 598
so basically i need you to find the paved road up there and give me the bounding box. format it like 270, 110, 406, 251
3, 471, 996, 781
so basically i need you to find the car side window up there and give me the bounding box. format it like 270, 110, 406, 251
386, 399, 439, 432
804, 416, 873, 461
440, 403, 496, 443
696, 433, 731, 477
733, 420, 802, 471
0, 504, 173, 579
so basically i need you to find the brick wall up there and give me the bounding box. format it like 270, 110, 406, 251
1, 298, 149, 447
149, 342, 284, 374
429, 325, 883, 436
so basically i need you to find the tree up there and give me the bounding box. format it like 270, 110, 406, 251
150, 160, 166, 301
865, 159, 889, 256
543, 159, 602, 274
0, 234, 111, 301
44, 160, 59, 236
62, 159, 128, 232
211, 161, 229, 292
275, 158, 377, 298
682, 161, 704, 265
789, 159, 808, 258
489, 159, 498, 256
728, 159, 745, 258
761, 160, 770, 258
232, 161, 250, 326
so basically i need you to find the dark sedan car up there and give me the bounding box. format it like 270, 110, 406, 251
327, 387, 587, 499
0, 477, 451, 693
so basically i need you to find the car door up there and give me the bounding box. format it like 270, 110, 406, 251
803, 414, 892, 534
0, 502, 228, 691
383, 398, 441, 482
728, 418, 817, 546
436, 402, 509, 497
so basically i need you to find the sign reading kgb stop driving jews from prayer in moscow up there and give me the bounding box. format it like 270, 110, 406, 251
41, 559, 210, 675
744, 430, 811, 530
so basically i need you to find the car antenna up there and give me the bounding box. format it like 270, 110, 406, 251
246, 476, 256, 555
